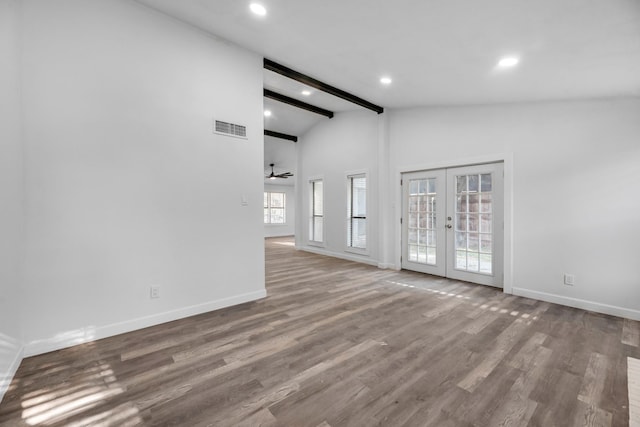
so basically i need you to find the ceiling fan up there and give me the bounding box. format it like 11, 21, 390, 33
266, 163, 293, 180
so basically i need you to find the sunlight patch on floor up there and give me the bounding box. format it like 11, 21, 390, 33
385, 279, 539, 323
20, 361, 138, 426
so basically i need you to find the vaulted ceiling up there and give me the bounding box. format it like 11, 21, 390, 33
135, 0, 640, 180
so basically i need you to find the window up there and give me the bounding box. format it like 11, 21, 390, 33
310, 180, 323, 242
264, 192, 285, 224
347, 174, 367, 249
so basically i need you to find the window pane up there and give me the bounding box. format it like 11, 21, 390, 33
456, 195, 467, 213
348, 175, 367, 249
418, 179, 427, 195
456, 176, 467, 193
468, 214, 479, 232
409, 196, 418, 212
480, 194, 492, 213
408, 229, 418, 244
418, 246, 427, 263
427, 195, 436, 213
468, 194, 479, 212
418, 229, 427, 245
264, 208, 269, 223
352, 176, 366, 217
468, 233, 479, 251
351, 218, 366, 248
467, 252, 479, 272
480, 234, 492, 252
271, 208, 284, 224
481, 174, 492, 192
480, 214, 492, 233
409, 244, 418, 261
427, 178, 436, 195
408, 213, 418, 228
271, 193, 284, 208
409, 179, 420, 195
456, 250, 467, 269
264, 192, 268, 208
313, 181, 323, 215
468, 175, 479, 193
427, 247, 436, 265
313, 217, 323, 242
480, 254, 492, 274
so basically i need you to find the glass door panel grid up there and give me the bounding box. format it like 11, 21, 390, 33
407, 178, 437, 264
454, 173, 493, 274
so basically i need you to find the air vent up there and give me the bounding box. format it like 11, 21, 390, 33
214, 119, 247, 139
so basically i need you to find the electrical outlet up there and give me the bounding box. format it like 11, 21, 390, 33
150, 286, 160, 299
563, 274, 575, 286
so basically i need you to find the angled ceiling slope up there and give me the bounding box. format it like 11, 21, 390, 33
134, 0, 640, 109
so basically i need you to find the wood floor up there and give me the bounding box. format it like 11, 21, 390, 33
1, 236, 639, 426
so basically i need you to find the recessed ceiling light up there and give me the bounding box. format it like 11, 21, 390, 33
497, 56, 519, 68
249, 3, 267, 16
264, 110, 272, 117
301, 90, 311, 96
380, 76, 392, 85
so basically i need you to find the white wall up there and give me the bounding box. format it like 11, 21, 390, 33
20, 0, 266, 355
296, 98, 640, 320
264, 183, 295, 237
389, 98, 640, 319
0, 0, 24, 402
296, 110, 380, 265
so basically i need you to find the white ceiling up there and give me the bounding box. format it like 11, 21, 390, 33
136, 0, 640, 107
264, 136, 296, 186
136, 0, 640, 171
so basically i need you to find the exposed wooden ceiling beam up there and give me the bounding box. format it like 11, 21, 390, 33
264, 58, 384, 115
264, 129, 298, 142
264, 89, 334, 118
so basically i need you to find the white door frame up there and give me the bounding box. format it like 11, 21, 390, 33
393, 153, 514, 294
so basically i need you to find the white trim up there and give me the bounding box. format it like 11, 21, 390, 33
23, 290, 266, 357
308, 176, 325, 246
378, 262, 400, 270
628, 357, 640, 427
394, 153, 513, 295
512, 287, 640, 321
0, 345, 23, 404
300, 245, 379, 267
345, 247, 369, 256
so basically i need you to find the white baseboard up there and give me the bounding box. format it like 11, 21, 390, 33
377, 262, 399, 270
512, 287, 640, 321
299, 246, 379, 267
23, 289, 266, 357
0, 344, 24, 404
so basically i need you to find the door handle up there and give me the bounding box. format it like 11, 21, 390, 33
446, 224, 452, 229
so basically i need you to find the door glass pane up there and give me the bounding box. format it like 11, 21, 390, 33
481, 174, 492, 192
409, 244, 418, 261
407, 178, 437, 265
454, 173, 493, 275
480, 254, 492, 273
409, 229, 418, 244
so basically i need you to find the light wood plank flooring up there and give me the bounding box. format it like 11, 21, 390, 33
1, 236, 639, 426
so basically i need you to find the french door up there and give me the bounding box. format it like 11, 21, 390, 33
401, 163, 504, 287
